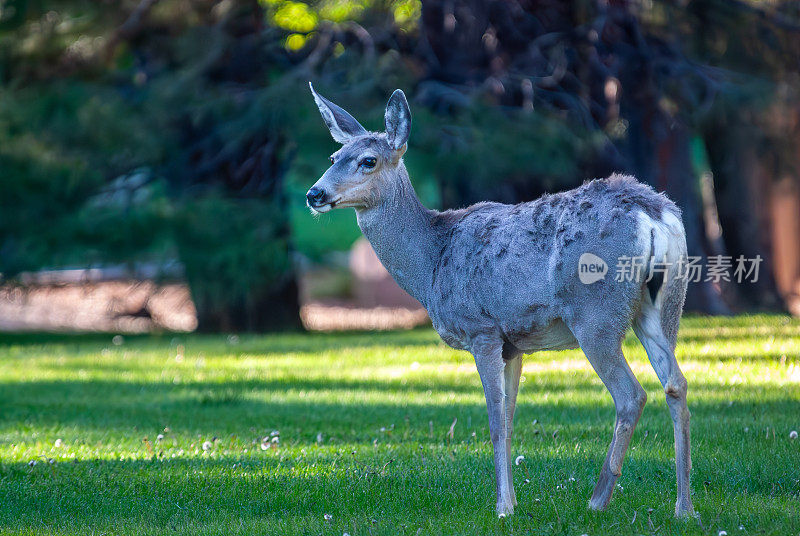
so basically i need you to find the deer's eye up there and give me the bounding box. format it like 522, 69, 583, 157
360, 157, 377, 169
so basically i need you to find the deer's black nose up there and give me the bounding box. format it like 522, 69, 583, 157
306, 187, 326, 205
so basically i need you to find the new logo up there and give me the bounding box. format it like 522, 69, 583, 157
578, 253, 608, 284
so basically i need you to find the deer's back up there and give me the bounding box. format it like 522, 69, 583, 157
427, 174, 680, 352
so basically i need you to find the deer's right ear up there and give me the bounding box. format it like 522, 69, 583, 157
309, 82, 367, 144
385, 89, 411, 152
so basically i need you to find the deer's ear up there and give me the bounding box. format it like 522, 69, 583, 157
385, 89, 411, 151
309, 82, 367, 144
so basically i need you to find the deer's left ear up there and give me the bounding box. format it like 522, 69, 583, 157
385, 89, 411, 153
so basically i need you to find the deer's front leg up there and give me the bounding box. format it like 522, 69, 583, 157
473, 339, 514, 517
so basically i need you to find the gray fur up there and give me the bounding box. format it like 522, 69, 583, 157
306, 86, 695, 519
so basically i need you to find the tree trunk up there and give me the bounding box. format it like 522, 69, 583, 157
192, 277, 301, 333
703, 108, 785, 311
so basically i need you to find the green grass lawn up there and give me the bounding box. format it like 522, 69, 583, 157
1, 315, 799, 535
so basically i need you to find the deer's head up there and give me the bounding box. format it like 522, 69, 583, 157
306, 83, 411, 213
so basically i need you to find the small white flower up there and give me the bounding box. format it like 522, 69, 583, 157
719, 531, 728, 536
260, 442, 269, 450
738, 526, 745, 531
323, 513, 333, 521
514, 455, 525, 466
202, 441, 212, 451
790, 430, 798, 440
270, 430, 280, 437
28, 460, 37, 467
54, 438, 62, 448
156, 434, 165, 441
271, 436, 279, 444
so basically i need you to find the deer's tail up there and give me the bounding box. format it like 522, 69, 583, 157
640, 208, 688, 349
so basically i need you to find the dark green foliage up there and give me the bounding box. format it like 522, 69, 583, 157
0, 0, 302, 330
175, 195, 298, 331
413, 105, 606, 206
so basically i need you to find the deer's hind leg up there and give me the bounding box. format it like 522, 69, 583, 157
633, 302, 694, 517
570, 324, 647, 511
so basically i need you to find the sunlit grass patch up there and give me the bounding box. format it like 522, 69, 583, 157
0, 315, 799, 535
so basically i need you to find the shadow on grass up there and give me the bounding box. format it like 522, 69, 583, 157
0, 329, 441, 354
1, 375, 798, 442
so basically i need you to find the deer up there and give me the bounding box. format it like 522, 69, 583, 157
305, 83, 694, 519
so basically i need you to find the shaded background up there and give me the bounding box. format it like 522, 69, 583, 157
1, 0, 799, 333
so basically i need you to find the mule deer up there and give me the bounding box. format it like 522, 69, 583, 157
306, 84, 694, 518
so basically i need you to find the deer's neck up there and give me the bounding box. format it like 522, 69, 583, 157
356, 165, 441, 308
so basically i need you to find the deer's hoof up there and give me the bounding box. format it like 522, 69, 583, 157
496, 501, 514, 518
674, 500, 696, 518
588, 497, 608, 511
